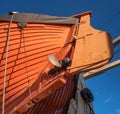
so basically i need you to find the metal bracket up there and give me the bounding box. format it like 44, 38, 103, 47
18, 22, 27, 29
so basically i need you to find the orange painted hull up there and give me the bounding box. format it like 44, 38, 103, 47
0, 11, 113, 114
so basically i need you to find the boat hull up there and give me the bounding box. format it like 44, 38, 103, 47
0, 11, 114, 114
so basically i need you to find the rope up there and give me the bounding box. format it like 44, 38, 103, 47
21, 29, 32, 100
2, 13, 15, 114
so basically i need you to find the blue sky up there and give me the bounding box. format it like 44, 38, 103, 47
0, 1, 120, 114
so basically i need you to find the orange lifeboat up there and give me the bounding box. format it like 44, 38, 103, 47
0, 11, 113, 114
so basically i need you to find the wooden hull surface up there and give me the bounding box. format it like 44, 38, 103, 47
0, 21, 75, 113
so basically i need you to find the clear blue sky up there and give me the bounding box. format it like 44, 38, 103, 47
0, 1, 120, 114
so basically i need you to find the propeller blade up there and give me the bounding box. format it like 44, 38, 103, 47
48, 54, 61, 67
